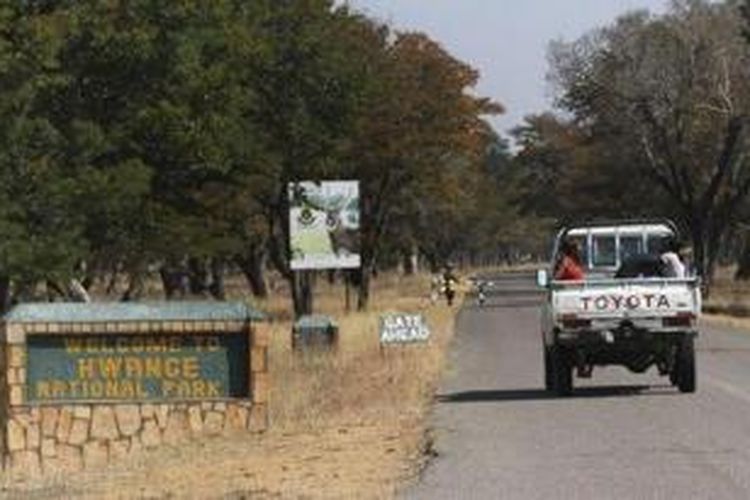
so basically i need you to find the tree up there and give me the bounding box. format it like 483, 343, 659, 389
548, 1, 750, 284
0, 2, 87, 310
344, 32, 502, 309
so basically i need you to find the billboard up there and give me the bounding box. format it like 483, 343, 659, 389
289, 181, 361, 270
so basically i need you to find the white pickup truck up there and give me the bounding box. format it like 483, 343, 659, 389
538, 220, 701, 395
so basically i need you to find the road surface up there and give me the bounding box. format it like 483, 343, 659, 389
405, 272, 750, 499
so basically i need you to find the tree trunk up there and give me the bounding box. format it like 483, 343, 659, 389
45, 280, 68, 301
160, 264, 187, 300
235, 251, 269, 299
357, 259, 373, 311
402, 248, 416, 275
289, 271, 314, 317
187, 257, 209, 296
209, 258, 226, 300
735, 233, 750, 280
122, 272, 145, 302
0, 276, 10, 314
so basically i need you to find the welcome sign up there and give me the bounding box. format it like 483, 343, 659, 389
26, 333, 249, 402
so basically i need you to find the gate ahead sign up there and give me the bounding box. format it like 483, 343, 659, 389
379, 313, 430, 344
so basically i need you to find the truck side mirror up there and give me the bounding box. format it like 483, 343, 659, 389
536, 269, 549, 288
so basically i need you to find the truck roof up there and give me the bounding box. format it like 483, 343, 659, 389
561, 218, 677, 237
567, 224, 674, 237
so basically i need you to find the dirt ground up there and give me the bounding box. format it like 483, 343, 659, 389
1, 415, 428, 499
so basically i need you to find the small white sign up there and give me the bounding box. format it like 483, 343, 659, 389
380, 313, 430, 344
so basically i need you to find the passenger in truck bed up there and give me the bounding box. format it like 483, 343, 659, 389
660, 238, 687, 278
615, 239, 687, 278
615, 254, 665, 278
554, 239, 585, 280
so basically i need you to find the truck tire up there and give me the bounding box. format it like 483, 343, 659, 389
676, 336, 696, 393
551, 346, 573, 396
544, 347, 554, 391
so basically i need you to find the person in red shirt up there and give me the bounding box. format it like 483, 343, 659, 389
554, 239, 585, 281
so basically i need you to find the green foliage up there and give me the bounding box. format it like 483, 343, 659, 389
0, 0, 510, 311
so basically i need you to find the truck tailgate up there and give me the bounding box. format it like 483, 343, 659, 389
551, 279, 700, 320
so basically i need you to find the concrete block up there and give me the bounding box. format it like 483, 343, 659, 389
252, 323, 272, 347
251, 347, 268, 373
68, 418, 90, 446
91, 406, 118, 440
156, 404, 169, 430
226, 405, 248, 431
7, 419, 26, 451
74, 405, 91, 420
204, 411, 224, 435
8, 346, 25, 368
41, 438, 56, 458
115, 404, 142, 437
56, 407, 73, 443
9, 385, 23, 406
163, 410, 189, 446
26, 423, 40, 449
41, 407, 59, 437
6, 324, 25, 344
251, 372, 269, 404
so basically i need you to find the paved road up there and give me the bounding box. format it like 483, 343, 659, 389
405, 272, 750, 500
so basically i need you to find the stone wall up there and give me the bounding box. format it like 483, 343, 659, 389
0, 316, 270, 476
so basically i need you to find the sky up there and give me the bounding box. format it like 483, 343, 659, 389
341, 0, 670, 137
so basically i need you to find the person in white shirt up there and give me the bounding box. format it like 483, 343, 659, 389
660, 238, 686, 278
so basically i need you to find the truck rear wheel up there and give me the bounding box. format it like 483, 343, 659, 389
675, 336, 696, 393
551, 346, 573, 396
544, 347, 554, 391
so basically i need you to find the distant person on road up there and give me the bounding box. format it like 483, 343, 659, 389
554, 239, 585, 281
442, 264, 458, 306
660, 238, 686, 278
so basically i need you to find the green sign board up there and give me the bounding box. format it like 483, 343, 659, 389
26, 333, 249, 402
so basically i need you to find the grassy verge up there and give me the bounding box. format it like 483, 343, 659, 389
698, 266, 750, 331
261, 274, 455, 429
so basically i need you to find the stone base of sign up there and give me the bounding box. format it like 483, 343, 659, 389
0, 306, 271, 475
3, 401, 268, 476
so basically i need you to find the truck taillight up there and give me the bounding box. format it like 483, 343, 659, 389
663, 313, 694, 328
560, 314, 591, 329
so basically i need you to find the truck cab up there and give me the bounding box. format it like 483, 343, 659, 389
539, 220, 700, 396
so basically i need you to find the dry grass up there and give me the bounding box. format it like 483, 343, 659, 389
263, 273, 456, 432
706, 267, 750, 310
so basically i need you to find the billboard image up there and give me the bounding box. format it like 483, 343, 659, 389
289, 181, 361, 270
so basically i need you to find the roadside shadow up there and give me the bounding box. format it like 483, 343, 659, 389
437, 384, 676, 403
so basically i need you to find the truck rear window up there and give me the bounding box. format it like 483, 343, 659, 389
647, 235, 668, 255
593, 236, 616, 267
620, 236, 642, 261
